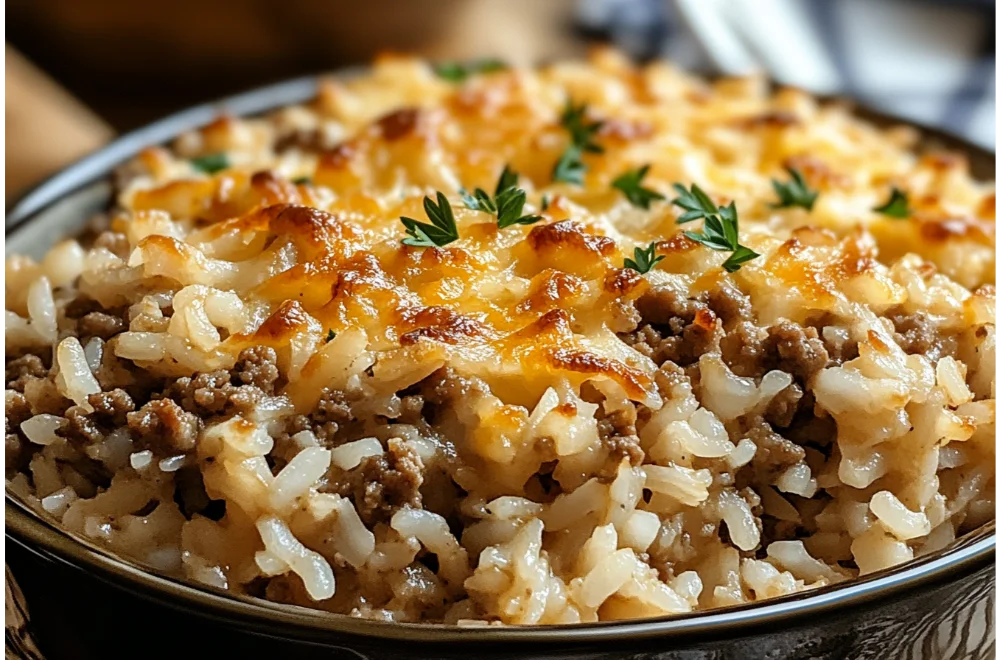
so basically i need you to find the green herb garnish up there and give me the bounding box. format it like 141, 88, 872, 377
552, 100, 604, 185
460, 165, 516, 213
873, 187, 910, 218
770, 167, 818, 211
552, 149, 587, 185
671, 182, 719, 223
612, 165, 665, 209
461, 165, 542, 229
400, 192, 460, 247
433, 58, 508, 83
326, 329, 336, 342
292, 176, 312, 185
623, 242, 664, 274
540, 194, 551, 211
191, 153, 229, 174
672, 183, 760, 272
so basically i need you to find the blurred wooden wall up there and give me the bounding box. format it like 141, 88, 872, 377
6, 0, 581, 132
5, 46, 114, 200
6, 0, 581, 200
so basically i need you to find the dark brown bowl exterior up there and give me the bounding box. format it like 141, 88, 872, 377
5, 73, 996, 660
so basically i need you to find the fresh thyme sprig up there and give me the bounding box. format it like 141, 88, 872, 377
400, 192, 460, 247
433, 58, 508, 83
623, 242, 664, 274
552, 100, 604, 185
191, 153, 229, 174
671, 182, 719, 223
461, 166, 543, 228
612, 165, 665, 210
771, 167, 818, 211
873, 187, 911, 218
671, 183, 760, 272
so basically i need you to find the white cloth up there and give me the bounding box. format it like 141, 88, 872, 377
577, 0, 995, 149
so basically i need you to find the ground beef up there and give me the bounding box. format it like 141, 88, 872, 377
741, 419, 806, 485
5, 432, 25, 478
398, 394, 425, 425
64, 406, 104, 445
763, 321, 830, 382
764, 383, 804, 428
267, 433, 301, 473
819, 330, 859, 366
5, 391, 32, 429
314, 388, 354, 426
93, 350, 155, 400
707, 283, 754, 328
602, 432, 644, 470
232, 346, 281, 393
299, 388, 355, 444
635, 286, 701, 328
63, 296, 104, 320
163, 370, 262, 418
657, 360, 690, 385
622, 319, 722, 368
279, 414, 313, 439
22, 377, 71, 415
271, 389, 359, 452
165, 371, 230, 413
78, 312, 126, 340
6, 391, 34, 477
597, 407, 644, 469
686, 325, 720, 366
3, 390, 41, 475
888, 310, 936, 354
92, 231, 130, 259
422, 368, 490, 407
88, 389, 135, 427
336, 438, 424, 526
127, 398, 202, 454
620, 325, 664, 361
631, 289, 832, 384
719, 321, 767, 377
626, 286, 729, 367
676, 320, 723, 365
888, 310, 955, 361
5, 354, 48, 392
269, 414, 323, 471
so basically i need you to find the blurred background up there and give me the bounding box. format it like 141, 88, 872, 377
6, 0, 996, 201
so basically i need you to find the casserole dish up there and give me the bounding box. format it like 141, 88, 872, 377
6, 68, 996, 660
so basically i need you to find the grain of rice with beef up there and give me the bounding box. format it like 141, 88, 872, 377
4, 49, 995, 624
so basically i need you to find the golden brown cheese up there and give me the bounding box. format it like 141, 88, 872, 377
102, 51, 992, 414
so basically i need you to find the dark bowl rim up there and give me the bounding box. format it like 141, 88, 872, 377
5, 67, 997, 645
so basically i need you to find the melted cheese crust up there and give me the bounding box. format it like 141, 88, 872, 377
109, 50, 993, 414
